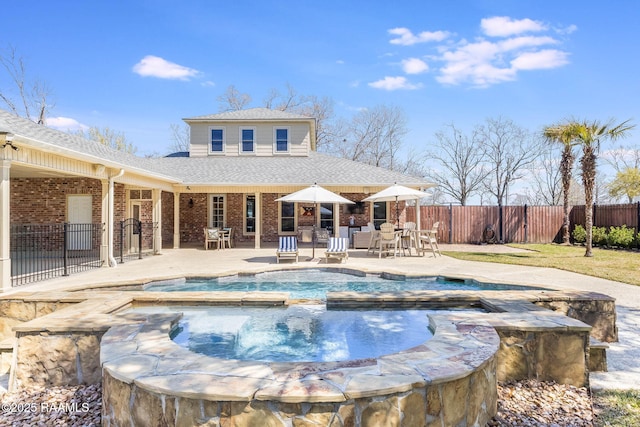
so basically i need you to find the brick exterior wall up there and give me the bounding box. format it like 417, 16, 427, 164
10, 180, 393, 248
10, 178, 105, 224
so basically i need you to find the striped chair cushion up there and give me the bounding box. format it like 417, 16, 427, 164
278, 236, 298, 252
327, 237, 348, 252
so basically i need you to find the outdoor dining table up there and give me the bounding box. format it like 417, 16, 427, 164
393, 229, 422, 257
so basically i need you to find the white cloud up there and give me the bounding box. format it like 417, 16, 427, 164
435, 34, 568, 87
556, 24, 578, 35
201, 80, 216, 87
498, 36, 558, 52
481, 16, 547, 37
132, 55, 200, 80
46, 116, 88, 132
511, 49, 570, 70
388, 27, 449, 46
379, 16, 572, 89
368, 76, 422, 90
401, 58, 429, 74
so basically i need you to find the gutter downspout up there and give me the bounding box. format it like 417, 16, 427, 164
108, 169, 125, 267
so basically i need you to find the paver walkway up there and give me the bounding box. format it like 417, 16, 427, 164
4, 243, 639, 390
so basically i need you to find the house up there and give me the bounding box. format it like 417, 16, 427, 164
0, 107, 432, 289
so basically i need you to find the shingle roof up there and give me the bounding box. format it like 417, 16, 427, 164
184, 108, 313, 122
0, 109, 177, 180
146, 151, 432, 187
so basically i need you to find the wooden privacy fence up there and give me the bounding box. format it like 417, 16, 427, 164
406, 202, 640, 244
569, 203, 640, 232
405, 205, 563, 244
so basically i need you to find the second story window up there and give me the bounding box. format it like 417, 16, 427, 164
210, 128, 224, 153
240, 128, 255, 153
275, 128, 289, 153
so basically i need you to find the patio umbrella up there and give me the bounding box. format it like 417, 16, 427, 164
363, 183, 432, 229
276, 184, 354, 258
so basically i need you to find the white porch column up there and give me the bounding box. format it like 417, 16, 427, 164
173, 192, 180, 249
152, 189, 162, 254
1, 161, 11, 291
254, 192, 261, 249
333, 202, 339, 237
100, 180, 109, 267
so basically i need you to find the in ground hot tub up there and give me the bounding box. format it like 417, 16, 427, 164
101, 307, 499, 426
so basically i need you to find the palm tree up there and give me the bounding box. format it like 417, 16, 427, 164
570, 119, 635, 256
543, 123, 577, 244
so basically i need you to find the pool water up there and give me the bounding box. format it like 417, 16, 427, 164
145, 269, 541, 300
157, 305, 434, 362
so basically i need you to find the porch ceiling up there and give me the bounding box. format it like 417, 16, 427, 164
9, 163, 79, 179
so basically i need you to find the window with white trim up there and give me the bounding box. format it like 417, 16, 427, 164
209, 127, 225, 153
274, 127, 289, 153
209, 195, 226, 228
240, 127, 255, 153
244, 195, 256, 234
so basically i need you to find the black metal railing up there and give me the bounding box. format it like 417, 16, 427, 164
115, 219, 158, 263
10, 223, 104, 287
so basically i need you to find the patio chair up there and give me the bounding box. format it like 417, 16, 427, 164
401, 222, 417, 256
366, 222, 381, 255
419, 222, 441, 257
222, 227, 233, 249
378, 222, 400, 258
325, 237, 349, 263
204, 228, 222, 250
315, 228, 330, 246
276, 236, 299, 263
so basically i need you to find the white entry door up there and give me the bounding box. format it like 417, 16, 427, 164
67, 195, 92, 250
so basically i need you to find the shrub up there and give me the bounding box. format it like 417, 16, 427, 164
609, 225, 636, 249
572, 225, 586, 244
572, 225, 611, 247
593, 226, 609, 246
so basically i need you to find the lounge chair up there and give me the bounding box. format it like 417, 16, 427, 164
325, 237, 349, 263
419, 221, 441, 257
204, 228, 222, 250
276, 236, 299, 263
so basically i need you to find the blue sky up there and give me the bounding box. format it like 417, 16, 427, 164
2, 0, 639, 157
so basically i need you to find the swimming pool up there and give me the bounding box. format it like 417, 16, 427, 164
144, 269, 544, 299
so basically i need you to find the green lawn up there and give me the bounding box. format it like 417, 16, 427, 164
444, 243, 640, 287
593, 389, 640, 426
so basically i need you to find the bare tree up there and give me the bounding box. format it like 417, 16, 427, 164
525, 145, 563, 205
339, 105, 407, 170
477, 117, 543, 206
602, 144, 640, 173
263, 83, 308, 111
425, 124, 489, 205
168, 123, 190, 153
74, 126, 136, 154
217, 85, 252, 111
0, 46, 53, 124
